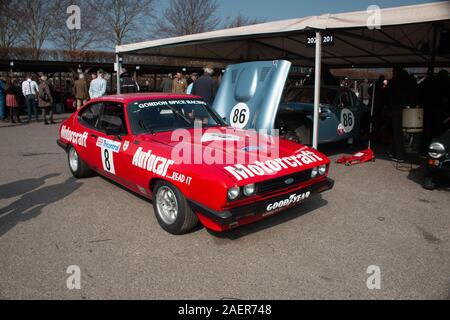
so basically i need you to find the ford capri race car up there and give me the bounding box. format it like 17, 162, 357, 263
57, 93, 333, 234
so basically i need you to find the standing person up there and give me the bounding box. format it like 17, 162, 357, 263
142, 80, 151, 92
89, 69, 107, 99
186, 73, 198, 94
386, 69, 417, 162
370, 76, 387, 135
420, 70, 450, 151
192, 65, 217, 105
74, 73, 89, 110
359, 79, 371, 106
5, 79, 22, 123
38, 75, 55, 125
120, 68, 139, 93
22, 74, 39, 123
0, 79, 5, 121
90, 71, 97, 83
433, 70, 450, 136
160, 73, 173, 92
172, 71, 187, 94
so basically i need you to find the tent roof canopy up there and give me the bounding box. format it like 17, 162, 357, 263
117, 1, 450, 68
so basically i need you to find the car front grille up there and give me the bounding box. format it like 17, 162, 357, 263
257, 169, 312, 194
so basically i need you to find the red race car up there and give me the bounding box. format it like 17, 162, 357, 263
57, 93, 333, 234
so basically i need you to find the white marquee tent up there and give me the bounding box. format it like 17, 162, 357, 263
116, 1, 450, 148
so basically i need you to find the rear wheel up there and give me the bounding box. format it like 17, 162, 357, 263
67, 145, 93, 179
152, 180, 198, 235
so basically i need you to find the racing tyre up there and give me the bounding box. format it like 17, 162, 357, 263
152, 180, 198, 235
67, 145, 93, 179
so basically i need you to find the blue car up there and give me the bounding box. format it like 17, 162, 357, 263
278, 86, 366, 144
213, 60, 365, 145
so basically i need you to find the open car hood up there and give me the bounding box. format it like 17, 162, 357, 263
212, 60, 291, 132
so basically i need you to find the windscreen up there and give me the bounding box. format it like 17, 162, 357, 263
128, 99, 227, 134
283, 87, 337, 105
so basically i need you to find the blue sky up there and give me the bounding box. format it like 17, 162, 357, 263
216, 0, 444, 21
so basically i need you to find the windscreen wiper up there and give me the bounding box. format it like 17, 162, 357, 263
139, 119, 154, 134
164, 105, 193, 126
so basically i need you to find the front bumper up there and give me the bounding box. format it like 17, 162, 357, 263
427, 157, 450, 178
189, 178, 334, 230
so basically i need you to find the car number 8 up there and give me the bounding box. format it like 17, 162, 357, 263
230, 103, 250, 129
101, 148, 116, 174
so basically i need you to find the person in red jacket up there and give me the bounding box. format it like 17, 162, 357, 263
5, 79, 22, 123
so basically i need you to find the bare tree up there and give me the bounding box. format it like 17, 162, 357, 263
223, 13, 265, 29
15, 0, 66, 59
154, 0, 221, 38
87, 0, 156, 47
0, 0, 23, 48
53, 0, 108, 51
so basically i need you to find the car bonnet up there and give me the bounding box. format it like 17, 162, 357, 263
213, 60, 291, 132
149, 128, 328, 184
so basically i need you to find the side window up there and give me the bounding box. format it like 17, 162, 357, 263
79, 103, 102, 129
338, 92, 353, 107
98, 102, 127, 135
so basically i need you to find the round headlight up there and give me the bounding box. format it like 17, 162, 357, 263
311, 167, 318, 178
428, 142, 446, 159
243, 184, 256, 196
227, 187, 240, 200
318, 165, 327, 175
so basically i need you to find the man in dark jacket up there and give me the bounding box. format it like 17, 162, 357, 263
120, 68, 139, 93
386, 68, 418, 162
38, 75, 54, 125
160, 73, 173, 93
192, 64, 217, 105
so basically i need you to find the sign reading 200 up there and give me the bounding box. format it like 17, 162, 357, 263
306, 33, 334, 47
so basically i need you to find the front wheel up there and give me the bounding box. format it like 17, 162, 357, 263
67, 145, 93, 179
152, 181, 198, 235
346, 137, 354, 145
423, 176, 436, 190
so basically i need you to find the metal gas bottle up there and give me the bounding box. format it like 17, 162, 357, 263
403, 107, 424, 133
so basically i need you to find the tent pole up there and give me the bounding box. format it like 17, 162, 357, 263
368, 80, 376, 150
313, 31, 322, 150
428, 22, 439, 76
116, 54, 121, 94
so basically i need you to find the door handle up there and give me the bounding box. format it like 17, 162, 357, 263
91, 134, 98, 138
